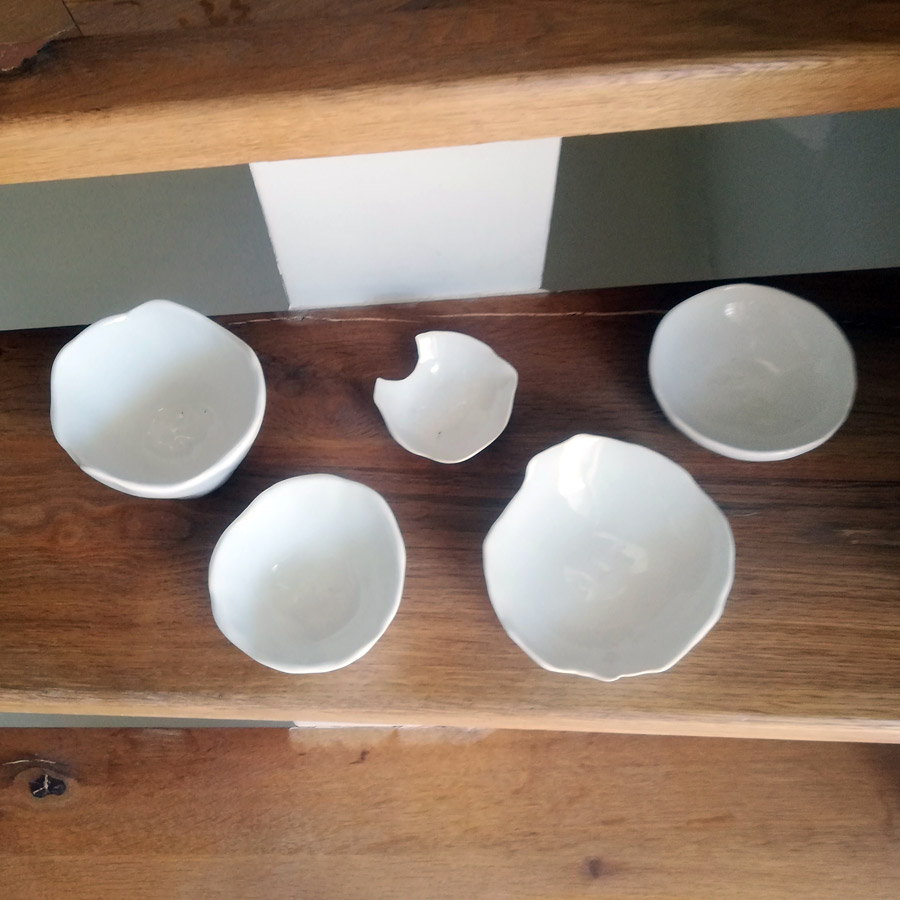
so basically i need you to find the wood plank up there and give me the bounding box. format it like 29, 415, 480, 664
0, 727, 898, 899
2, 1, 900, 184
64, 0, 412, 36
0, 0, 78, 72
63, 0, 652, 36
0, 269, 897, 737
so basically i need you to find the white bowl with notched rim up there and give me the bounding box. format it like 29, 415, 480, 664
51, 299, 266, 498
483, 435, 734, 681
209, 474, 406, 674
374, 331, 518, 463
649, 284, 856, 461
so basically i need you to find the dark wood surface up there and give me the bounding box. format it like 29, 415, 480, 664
0, 0, 76, 72
0, 270, 898, 737
1, 726, 898, 898
2, 1, 900, 183
63, 0, 406, 35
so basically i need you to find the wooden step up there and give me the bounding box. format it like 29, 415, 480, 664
0, 269, 897, 739
2, 1, 900, 184
0, 726, 898, 898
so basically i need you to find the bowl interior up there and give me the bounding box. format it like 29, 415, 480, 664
484, 435, 733, 680
210, 475, 405, 673
52, 301, 263, 488
375, 332, 517, 462
650, 285, 855, 457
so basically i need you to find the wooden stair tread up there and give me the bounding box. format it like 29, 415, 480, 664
1, 726, 898, 898
0, 270, 897, 737
2, 1, 900, 183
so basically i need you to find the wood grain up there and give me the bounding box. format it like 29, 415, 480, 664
0, 726, 898, 899
64, 0, 412, 35
1, 0, 78, 71
2, 1, 900, 184
0, 270, 897, 737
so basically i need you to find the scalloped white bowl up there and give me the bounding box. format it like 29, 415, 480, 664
374, 331, 518, 463
51, 300, 266, 498
209, 475, 406, 674
649, 284, 856, 461
483, 435, 734, 681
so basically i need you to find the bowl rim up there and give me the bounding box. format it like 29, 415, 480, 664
208, 473, 406, 674
373, 330, 519, 464
648, 283, 857, 462
482, 434, 735, 681
50, 299, 267, 498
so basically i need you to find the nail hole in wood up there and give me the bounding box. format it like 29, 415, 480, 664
29, 772, 66, 799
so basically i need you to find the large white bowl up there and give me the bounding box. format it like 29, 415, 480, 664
483, 435, 734, 681
374, 331, 518, 464
209, 475, 406, 674
649, 284, 856, 461
51, 300, 266, 499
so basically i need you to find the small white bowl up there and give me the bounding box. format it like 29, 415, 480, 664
209, 475, 406, 674
51, 300, 266, 499
483, 435, 734, 681
374, 331, 518, 464
649, 284, 856, 461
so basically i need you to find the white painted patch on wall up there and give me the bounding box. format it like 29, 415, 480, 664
250, 138, 561, 310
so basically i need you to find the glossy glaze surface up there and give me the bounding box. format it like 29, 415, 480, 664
209, 474, 406, 674
649, 284, 855, 461
484, 435, 734, 681
50, 299, 265, 498
374, 331, 517, 463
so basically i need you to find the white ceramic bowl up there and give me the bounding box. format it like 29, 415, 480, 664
209, 475, 406, 674
51, 300, 266, 499
374, 331, 518, 464
649, 284, 856, 461
483, 435, 734, 681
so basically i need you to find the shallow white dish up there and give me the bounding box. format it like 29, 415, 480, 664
374, 331, 518, 464
483, 435, 734, 681
649, 283, 856, 462
51, 299, 266, 499
209, 474, 405, 674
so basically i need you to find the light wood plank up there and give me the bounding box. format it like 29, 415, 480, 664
2, 1, 900, 184
0, 270, 897, 738
0, 727, 898, 899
